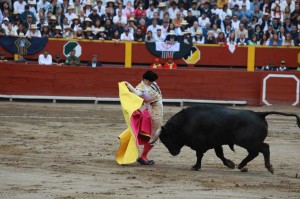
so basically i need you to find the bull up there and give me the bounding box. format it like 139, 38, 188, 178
150, 104, 300, 173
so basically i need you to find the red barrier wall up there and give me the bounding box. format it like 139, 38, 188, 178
1, 63, 300, 106
0, 39, 299, 67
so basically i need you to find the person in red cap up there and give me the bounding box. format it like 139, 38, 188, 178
150, 58, 163, 69
164, 56, 177, 69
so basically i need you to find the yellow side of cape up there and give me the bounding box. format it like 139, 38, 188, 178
116, 82, 144, 165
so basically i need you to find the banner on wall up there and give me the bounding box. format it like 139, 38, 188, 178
0, 36, 48, 55
146, 41, 192, 60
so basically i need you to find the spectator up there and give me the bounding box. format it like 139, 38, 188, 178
87, 54, 102, 67
146, 3, 157, 19
236, 32, 249, 46
154, 29, 165, 42
52, 54, 62, 66
182, 29, 192, 45
248, 34, 260, 46
74, 27, 84, 39
0, 53, 8, 62
261, 62, 275, 71
267, 33, 282, 46
185, 10, 197, 27
120, 28, 134, 41
282, 33, 294, 46
84, 27, 95, 40
150, 58, 163, 69
164, 56, 177, 69
134, 27, 145, 42
113, 10, 127, 25
25, 24, 42, 37
38, 50, 52, 65
165, 30, 178, 42
198, 12, 210, 28
173, 11, 183, 27
41, 24, 51, 37
37, 0, 50, 14
14, 0, 27, 14
65, 6, 77, 24
168, 2, 179, 19
134, 1, 146, 19
111, 30, 121, 43
192, 29, 205, 44
294, 33, 300, 46
278, 61, 288, 71
144, 30, 155, 42
157, 2, 167, 19
89, 7, 102, 24
216, 32, 227, 45
235, 23, 248, 39
260, 33, 269, 46
124, 1, 134, 19
147, 19, 161, 38
65, 49, 80, 66
63, 26, 74, 39
71, 16, 81, 32
51, 25, 62, 38
5, 23, 18, 36
188, 1, 200, 18
205, 31, 216, 44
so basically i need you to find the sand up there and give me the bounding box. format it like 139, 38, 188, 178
0, 102, 299, 199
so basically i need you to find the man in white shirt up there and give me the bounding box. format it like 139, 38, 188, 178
38, 50, 52, 65
113, 10, 127, 25
198, 13, 210, 28
146, 19, 162, 38
65, 6, 77, 24
120, 28, 134, 41
154, 29, 165, 42
146, 3, 157, 19
37, 0, 51, 13
168, 2, 180, 19
188, 1, 200, 17
14, 0, 27, 14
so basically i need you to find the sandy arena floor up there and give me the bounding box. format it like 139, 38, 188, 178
0, 102, 299, 199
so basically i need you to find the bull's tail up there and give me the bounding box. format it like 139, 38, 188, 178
258, 111, 300, 128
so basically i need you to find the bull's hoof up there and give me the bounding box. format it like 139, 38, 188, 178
240, 168, 248, 172
225, 159, 235, 169
266, 165, 274, 174
192, 165, 201, 171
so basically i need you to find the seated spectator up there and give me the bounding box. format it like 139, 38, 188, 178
120, 28, 134, 41
205, 31, 216, 44
96, 27, 108, 40
216, 32, 227, 45
154, 29, 165, 42
41, 24, 51, 37
84, 27, 95, 40
111, 30, 120, 43
144, 30, 155, 42
87, 54, 102, 67
193, 29, 205, 44
236, 33, 249, 46
165, 30, 179, 43
182, 30, 192, 45
25, 24, 42, 37
21, 5, 36, 23
134, 27, 145, 42
294, 33, 300, 46
65, 50, 80, 66
63, 26, 74, 39
150, 58, 163, 69
248, 34, 260, 46
278, 61, 288, 71
164, 56, 177, 69
51, 26, 63, 38
267, 33, 282, 46
38, 50, 52, 65
74, 27, 84, 39
0, 53, 8, 62
5, 23, 18, 36
282, 33, 294, 46
260, 33, 269, 46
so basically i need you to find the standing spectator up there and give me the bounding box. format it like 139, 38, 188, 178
120, 28, 134, 40
87, 54, 102, 67
21, 5, 36, 23
38, 50, 52, 65
65, 49, 80, 66
164, 56, 177, 69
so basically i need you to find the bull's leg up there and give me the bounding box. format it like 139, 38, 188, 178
259, 143, 274, 174
192, 151, 203, 171
238, 150, 259, 172
214, 146, 235, 169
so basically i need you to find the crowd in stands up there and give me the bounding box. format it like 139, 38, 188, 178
0, 0, 299, 46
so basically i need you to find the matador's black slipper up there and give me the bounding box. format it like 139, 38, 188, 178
137, 158, 155, 165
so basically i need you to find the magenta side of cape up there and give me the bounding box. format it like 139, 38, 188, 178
130, 109, 152, 146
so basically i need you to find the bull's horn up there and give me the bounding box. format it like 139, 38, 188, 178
149, 128, 162, 144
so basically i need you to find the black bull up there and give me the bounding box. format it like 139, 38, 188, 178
150, 105, 300, 173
